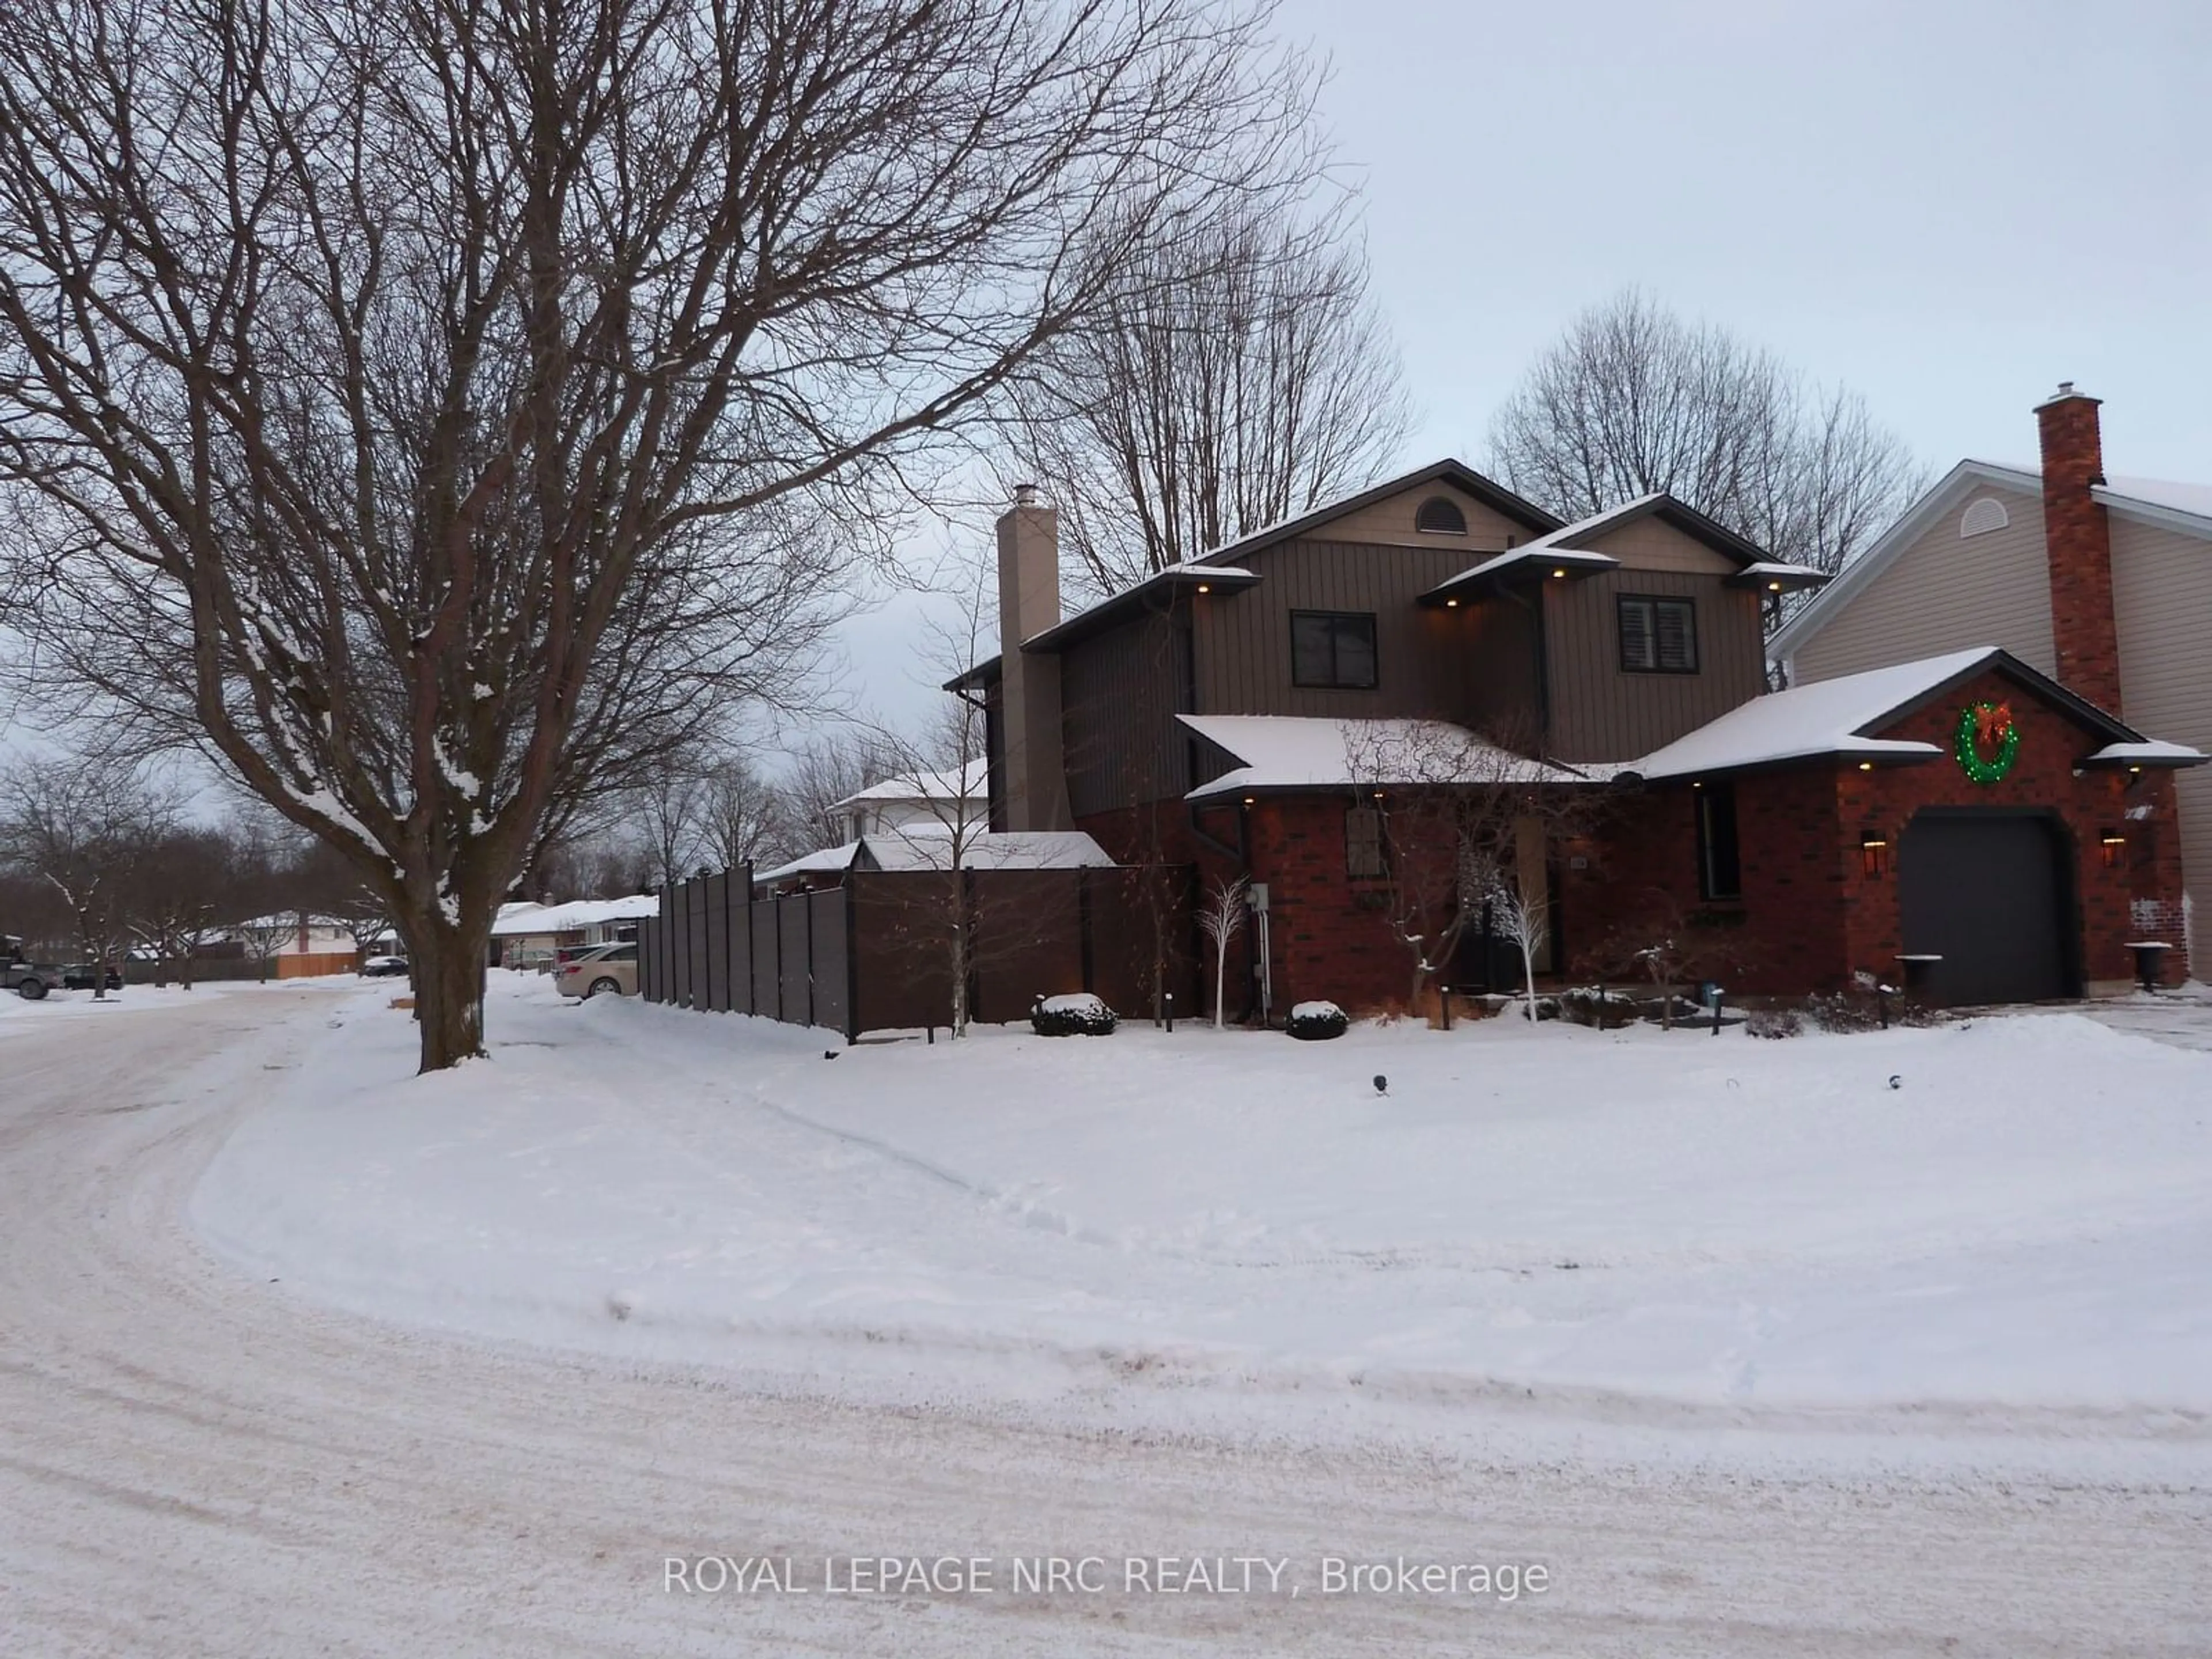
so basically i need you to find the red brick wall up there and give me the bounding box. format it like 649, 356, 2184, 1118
1576, 665, 2191, 994
2035, 389, 2125, 713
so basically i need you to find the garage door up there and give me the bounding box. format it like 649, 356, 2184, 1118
1897, 812, 2074, 1006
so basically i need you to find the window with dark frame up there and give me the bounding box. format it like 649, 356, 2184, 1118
1344, 806, 1386, 878
1696, 782, 1742, 901
1618, 595, 1699, 673
1290, 611, 1379, 689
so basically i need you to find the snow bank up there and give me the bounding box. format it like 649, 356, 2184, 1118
192, 980, 2212, 1442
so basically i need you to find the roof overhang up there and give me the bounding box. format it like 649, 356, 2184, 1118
942, 653, 1001, 694
1421, 547, 1619, 605
2077, 740, 2209, 771
1020, 565, 1260, 654
1725, 560, 1831, 594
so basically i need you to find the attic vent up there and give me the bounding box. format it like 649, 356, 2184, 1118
1959, 497, 2010, 538
1415, 496, 1468, 535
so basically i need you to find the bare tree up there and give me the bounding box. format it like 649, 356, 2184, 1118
128, 828, 237, 988
634, 766, 707, 890
780, 730, 912, 856
1012, 196, 1412, 595
695, 757, 785, 877
1487, 290, 1927, 619
1343, 721, 1599, 1012
1199, 876, 1248, 1028
1487, 872, 1548, 1024
0, 0, 1321, 1070
0, 757, 175, 998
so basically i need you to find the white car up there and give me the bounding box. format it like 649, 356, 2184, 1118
556, 942, 638, 999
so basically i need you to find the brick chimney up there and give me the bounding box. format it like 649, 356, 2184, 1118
995, 485, 1074, 832
2034, 382, 2124, 713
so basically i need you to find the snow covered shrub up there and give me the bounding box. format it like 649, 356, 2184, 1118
1744, 1006, 1802, 1039
1286, 1001, 1348, 1041
1031, 993, 1118, 1037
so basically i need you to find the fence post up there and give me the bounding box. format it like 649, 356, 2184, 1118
844, 878, 861, 1045
1077, 868, 1095, 995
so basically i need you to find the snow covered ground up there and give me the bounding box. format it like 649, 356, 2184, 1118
194, 975, 2212, 1471
5, 983, 2209, 1655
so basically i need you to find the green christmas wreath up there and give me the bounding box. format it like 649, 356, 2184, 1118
1954, 700, 2020, 785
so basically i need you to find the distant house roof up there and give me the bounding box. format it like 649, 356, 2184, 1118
829, 760, 987, 812
1621, 646, 2203, 782
1176, 714, 1596, 802
752, 828, 1115, 887
1771, 459, 2212, 665
489, 895, 660, 937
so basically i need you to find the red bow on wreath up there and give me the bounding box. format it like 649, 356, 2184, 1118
1974, 702, 2014, 747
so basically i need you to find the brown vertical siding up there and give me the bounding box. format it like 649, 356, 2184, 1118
1059, 608, 1187, 818
1192, 538, 1497, 719
1543, 570, 1768, 762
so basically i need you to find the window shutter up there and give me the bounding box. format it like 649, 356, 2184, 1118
1618, 599, 1655, 671
1655, 601, 1696, 672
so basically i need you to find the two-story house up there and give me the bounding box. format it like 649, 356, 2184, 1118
955, 460, 2199, 1016
1772, 384, 2212, 969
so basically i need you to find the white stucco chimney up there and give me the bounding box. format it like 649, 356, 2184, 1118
995, 486, 1074, 831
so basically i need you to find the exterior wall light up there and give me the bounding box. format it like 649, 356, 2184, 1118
1768, 581, 1783, 592
1445, 597, 1460, 607
1242, 796, 1256, 806
1195, 583, 1211, 594
1551, 567, 1567, 579
1857, 762, 1874, 772
2100, 830, 2126, 869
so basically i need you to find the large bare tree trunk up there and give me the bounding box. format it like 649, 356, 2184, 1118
396, 910, 493, 1071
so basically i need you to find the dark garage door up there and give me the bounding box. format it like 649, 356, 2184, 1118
1897, 812, 2074, 1006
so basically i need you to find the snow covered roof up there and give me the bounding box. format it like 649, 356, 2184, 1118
1623, 646, 2200, 782
2097, 475, 2212, 533
489, 895, 661, 936
1177, 714, 1594, 802
754, 828, 1115, 885
830, 760, 986, 811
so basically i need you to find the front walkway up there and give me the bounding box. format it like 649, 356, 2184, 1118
2080, 981, 2212, 1052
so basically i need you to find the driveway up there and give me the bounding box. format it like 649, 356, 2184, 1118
0, 993, 2205, 1656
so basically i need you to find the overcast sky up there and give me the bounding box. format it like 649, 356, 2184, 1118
828, 0, 2212, 736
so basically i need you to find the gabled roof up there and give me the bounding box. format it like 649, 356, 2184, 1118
1771, 459, 2212, 664
1189, 458, 1563, 568
830, 760, 986, 812
1622, 646, 2202, 782
1177, 714, 1596, 802
1422, 490, 1812, 605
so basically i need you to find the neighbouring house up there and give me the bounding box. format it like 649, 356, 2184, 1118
1771, 384, 2212, 968
241, 914, 390, 978
489, 895, 659, 969
950, 461, 2199, 1017
827, 760, 988, 843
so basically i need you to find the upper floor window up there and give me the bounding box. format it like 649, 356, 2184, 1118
1290, 611, 1378, 689
1618, 595, 1698, 674
1414, 496, 1468, 535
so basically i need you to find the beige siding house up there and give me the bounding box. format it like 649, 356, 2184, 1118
1774, 387, 2212, 967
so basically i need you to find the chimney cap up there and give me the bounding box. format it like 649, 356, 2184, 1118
2036, 380, 2101, 410
1012, 482, 1040, 507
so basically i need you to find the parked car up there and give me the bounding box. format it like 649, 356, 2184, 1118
360, 954, 411, 978
60, 964, 122, 991
556, 942, 638, 1000
0, 935, 55, 999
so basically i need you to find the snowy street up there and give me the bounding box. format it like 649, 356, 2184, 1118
2, 986, 2209, 1655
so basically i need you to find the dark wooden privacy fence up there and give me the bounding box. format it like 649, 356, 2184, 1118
637, 864, 1198, 1039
